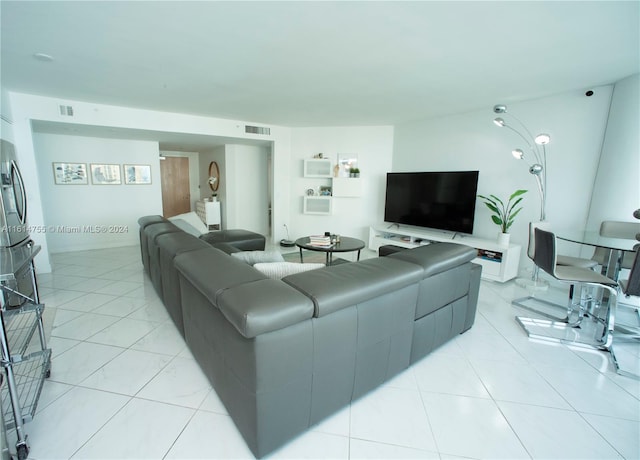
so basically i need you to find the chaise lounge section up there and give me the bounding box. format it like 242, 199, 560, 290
138, 216, 482, 458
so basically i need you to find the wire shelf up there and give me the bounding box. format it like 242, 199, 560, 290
0, 303, 44, 361
1, 348, 51, 429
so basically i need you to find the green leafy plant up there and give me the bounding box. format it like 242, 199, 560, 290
477, 189, 527, 233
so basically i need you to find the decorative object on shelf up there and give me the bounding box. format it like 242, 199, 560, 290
333, 162, 340, 178
493, 104, 550, 221
305, 188, 315, 196
477, 189, 527, 245
349, 168, 360, 178
319, 185, 332, 196
124, 164, 152, 185
208, 161, 220, 192
313, 153, 324, 159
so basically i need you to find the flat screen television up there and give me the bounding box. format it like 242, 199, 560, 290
384, 170, 479, 234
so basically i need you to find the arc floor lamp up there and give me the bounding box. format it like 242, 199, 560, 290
493, 104, 551, 221
493, 104, 551, 287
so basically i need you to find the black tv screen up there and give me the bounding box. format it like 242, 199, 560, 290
384, 171, 479, 234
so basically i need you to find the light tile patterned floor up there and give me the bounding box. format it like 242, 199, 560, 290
5, 245, 639, 459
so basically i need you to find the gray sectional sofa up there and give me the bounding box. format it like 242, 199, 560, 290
139, 216, 482, 458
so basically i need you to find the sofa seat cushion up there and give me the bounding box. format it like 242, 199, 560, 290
283, 257, 423, 318
217, 279, 315, 338
199, 229, 266, 251
231, 250, 285, 266
254, 262, 325, 279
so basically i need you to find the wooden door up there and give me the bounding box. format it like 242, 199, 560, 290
160, 156, 190, 217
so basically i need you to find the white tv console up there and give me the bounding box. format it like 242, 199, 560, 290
368, 225, 521, 283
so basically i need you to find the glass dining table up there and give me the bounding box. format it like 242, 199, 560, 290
556, 230, 637, 281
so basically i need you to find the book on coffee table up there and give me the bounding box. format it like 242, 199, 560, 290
309, 235, 332, 247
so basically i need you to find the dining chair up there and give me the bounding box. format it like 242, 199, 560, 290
620, 250, 640, 298
515, 228, 620, 352
512, 221, 598, 320
618, 246, 640, 326
591, 220, 640, 270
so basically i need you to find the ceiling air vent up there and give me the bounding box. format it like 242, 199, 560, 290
245, 125, 270, 135
58, 105, 74, 116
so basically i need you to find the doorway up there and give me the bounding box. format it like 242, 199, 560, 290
160, 156, 190, 217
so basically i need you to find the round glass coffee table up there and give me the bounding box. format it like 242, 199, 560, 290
295, 236, 365, 266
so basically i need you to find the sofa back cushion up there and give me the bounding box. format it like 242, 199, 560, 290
174, 247, 267, 306
388, 242, 476, 276
283, 257, 422, 318
217, 279, 315, 338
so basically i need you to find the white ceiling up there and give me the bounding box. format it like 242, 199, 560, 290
2, 1, 639, 129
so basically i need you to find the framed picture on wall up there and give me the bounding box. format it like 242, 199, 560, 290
90, 164, 121, 185
124, 164, 152, 184
337, 154, 358, 178
52, 162, 88, 185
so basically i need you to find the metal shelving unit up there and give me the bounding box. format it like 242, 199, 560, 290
0, 244, 51, 460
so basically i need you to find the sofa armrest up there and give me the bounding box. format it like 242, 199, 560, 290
217, 279, 315, 338
464, 262, 482, 332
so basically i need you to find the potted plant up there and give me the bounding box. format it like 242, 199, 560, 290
349, 167, 360, 178
477, 189, 527, 245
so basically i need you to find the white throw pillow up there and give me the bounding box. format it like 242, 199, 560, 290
169, 211, 208, 235
253, 262, 325, 279
231, 250, 285, 266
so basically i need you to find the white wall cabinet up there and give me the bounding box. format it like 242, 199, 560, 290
332, 177, 362, 197
368, 225, 520, 283
303, 196, 332, 215
196, 199, 221, 229
303, 159, 333, 178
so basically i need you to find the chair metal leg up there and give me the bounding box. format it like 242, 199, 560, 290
517, 283, 640, 379
513, 280, 582, 324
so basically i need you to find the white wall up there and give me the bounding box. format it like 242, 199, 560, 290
8, 91, 293, 271
160, 150, 200, 211
1, 88, 14, 143
586, 74, 640, 230
33, 133, 162, 253
225, 144, 270, 235
289, 126, 394, 245
393, 88, 613, 271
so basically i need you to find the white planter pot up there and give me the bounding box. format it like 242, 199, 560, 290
497, 232, 510, 247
